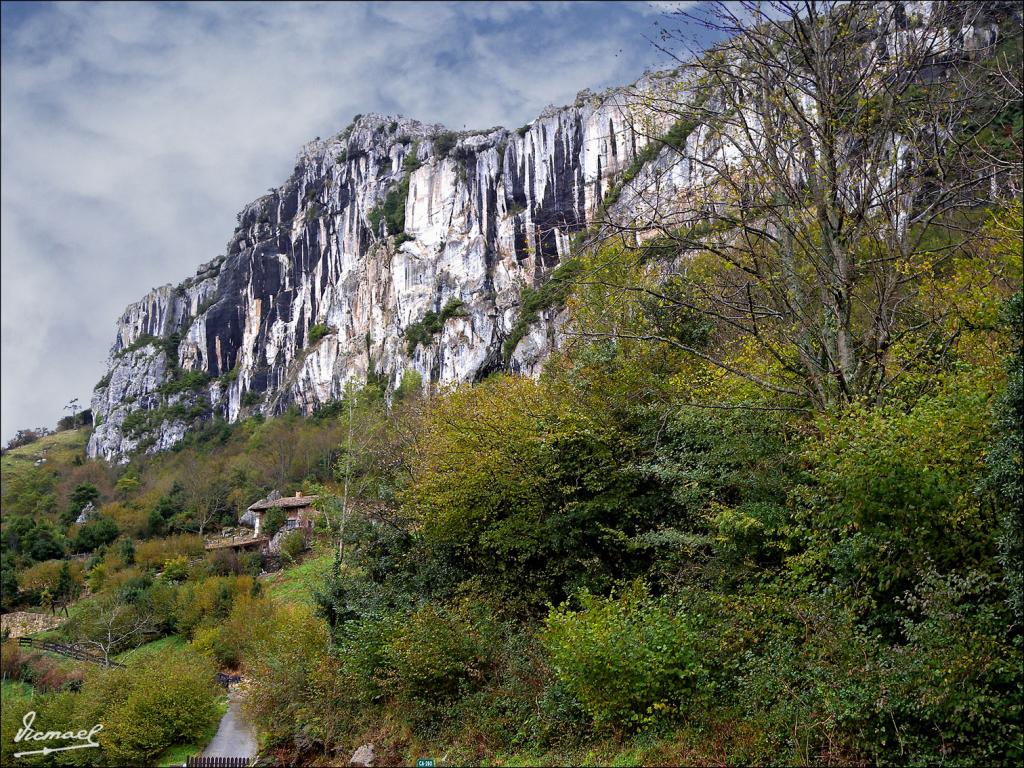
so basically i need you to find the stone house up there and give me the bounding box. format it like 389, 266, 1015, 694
246, 491, 319, 544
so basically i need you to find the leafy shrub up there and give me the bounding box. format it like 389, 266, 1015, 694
208, 548, 242, 576
738, 574, 1023, 765
17, 558, 83, 600
161, 554, 189, 582
394, 369, 423, 402
193, 594, 275, 668
158, 369, 210, 396
114, 333, 160, 357
404, 298, 469, 353
402, 142, 422, 173
174, 575, 254, 636
1, 466, 58, 524
0, 640, 27, 681
432, 130, 459, 158
280, 530, 307, 563
219, 365, 239, 384
25, 654, 83, 693
240, 550, 263, 576
379, 601, 498, 708
797, 368, 998, 628
987, 290, 1023, 618
78, 645, 219, 764
261, 507, 286, 539
307, 323, 332, 345
368, 173, 411, 238
241, 390, 263, 407
243, 603, 330, 746
544, 582, 702, 729
404, 372, 665, 607
104, 501, 146, 540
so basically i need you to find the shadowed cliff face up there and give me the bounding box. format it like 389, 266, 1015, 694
88, 84, 676, 460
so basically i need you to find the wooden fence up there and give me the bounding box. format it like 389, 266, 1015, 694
185, 757, 252, 767
17, 637, 125, 668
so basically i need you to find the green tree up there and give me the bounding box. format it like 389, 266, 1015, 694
73, 516, 119, 553
28, 522, 65, 562
118, 536, 136, 566
147, 481, 185, 536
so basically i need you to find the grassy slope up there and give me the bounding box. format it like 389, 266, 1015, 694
0, 428, 88, 484
114, 634, 187, 665
0, 428, 90, 528
264, 545, 334, 605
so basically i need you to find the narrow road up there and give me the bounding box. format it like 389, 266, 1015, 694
203, 689, 257, 760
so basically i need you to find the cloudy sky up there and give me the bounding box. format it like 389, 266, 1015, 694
1, 0, 690, 442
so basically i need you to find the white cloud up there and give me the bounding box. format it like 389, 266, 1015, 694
0, 0, 680, 440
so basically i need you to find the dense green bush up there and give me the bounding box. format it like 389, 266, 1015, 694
796, 368, 999, 630
737, 573, 1023, 765
404, 373, 661, 606
280, 530, 306, 562
432, 130, 459, 158
243, 602, 330, 747
544, 582, 702, 730
368, 173, 410, 237
157, 369, 210, 396
77, 645, 219, 764
72, 516, 119, 553
241, 390, 263, 407
261, 507, 286, 539
146, 482, 186, 537
378, 601, 498, 708
307, 323, 331, 345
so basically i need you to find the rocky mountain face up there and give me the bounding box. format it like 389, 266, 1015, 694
87, 0, 1010, 461
88, 75, 683, 460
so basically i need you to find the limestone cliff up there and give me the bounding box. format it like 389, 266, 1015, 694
88, 79, 679, 459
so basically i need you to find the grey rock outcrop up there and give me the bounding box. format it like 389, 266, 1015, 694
348, 743, 375, 767
75, 502, 96, 525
